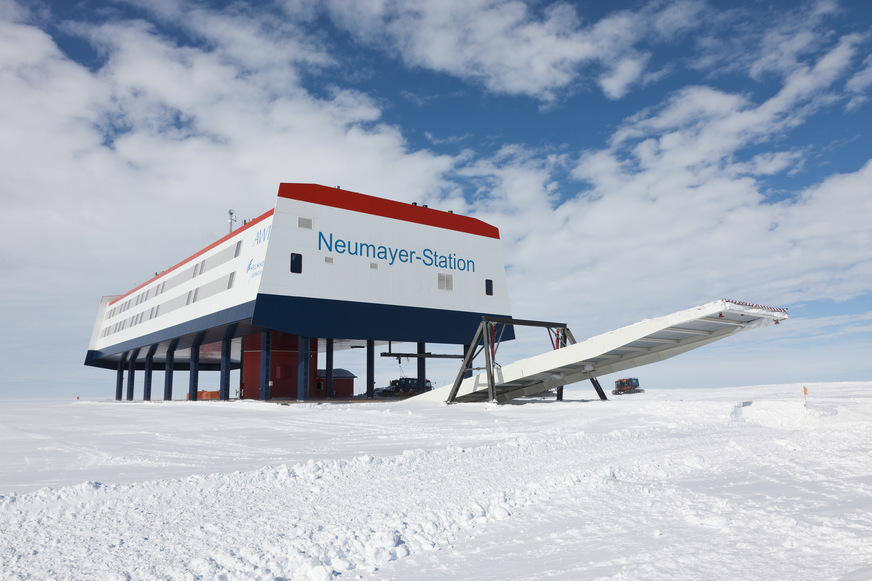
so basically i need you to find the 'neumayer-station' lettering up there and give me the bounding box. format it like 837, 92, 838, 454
318, 231, 475, 272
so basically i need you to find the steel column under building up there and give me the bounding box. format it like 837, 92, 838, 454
126, 349, 138, 401
143, 345, 157, 401
164, 341, 176, 401
188, 335, 202, 402
298, 335, 310, 401
115, 355, 125, 401
366, 340, 375, 398
325, 338, 335, 398
219, 325, 236, 401
417, 342, 426, 392
259, 329, 271, 401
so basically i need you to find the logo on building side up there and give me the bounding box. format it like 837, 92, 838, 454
318, 231, 475, 272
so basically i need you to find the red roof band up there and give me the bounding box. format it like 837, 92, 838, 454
277, 183, 501, 240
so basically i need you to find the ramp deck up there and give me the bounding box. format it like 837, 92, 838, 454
413, 299, 788, 404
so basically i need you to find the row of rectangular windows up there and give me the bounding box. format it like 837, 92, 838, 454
100, 272, 236, 339
106, 240, 243, 320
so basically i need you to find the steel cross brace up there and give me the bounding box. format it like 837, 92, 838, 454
447, 316, 586, 403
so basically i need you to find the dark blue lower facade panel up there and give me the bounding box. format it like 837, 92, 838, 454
86, 295, 513, 379
251, 294, 515, 345
85, 302, 257, 370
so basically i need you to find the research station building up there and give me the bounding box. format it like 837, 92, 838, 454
85, 183, 513, 401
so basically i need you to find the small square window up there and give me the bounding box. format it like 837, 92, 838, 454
438, 272, 454, 291
290, 253, 303, 273
298, 217, 313, 229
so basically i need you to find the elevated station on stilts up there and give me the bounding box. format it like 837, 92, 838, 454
86, 183, 788, 404
85, 183, 513, 401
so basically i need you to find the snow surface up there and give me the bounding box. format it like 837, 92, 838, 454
1, 382, 871, 580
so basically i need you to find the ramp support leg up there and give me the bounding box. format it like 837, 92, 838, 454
447, 323, 485, 403
590, 377, 608, 401
556, 329, 568, 401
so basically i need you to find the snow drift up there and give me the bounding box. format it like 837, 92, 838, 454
1, 382, 870, 580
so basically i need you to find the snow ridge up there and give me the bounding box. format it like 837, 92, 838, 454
2, 436, 591, 580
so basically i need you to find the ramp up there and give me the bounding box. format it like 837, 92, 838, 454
413, 299, 788, 403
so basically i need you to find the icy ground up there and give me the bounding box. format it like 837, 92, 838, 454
1, 383, 871, 580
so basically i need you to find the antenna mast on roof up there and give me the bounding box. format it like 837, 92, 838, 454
228, 209, 237, 234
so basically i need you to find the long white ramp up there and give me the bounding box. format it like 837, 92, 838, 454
413, 299, 788, 403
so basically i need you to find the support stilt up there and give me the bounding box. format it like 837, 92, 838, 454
417, 342, 426, 393
126, 349, 138, 401
143, 345, 157, 401
366, 340, 375, 398
115, 355, 126, 401
260, 329, 271, 401
164, 342, 176, 401
298, 335, 310, 401
326, 338, 335, 398
219, 325, 236, 401
188, 335, 202, 401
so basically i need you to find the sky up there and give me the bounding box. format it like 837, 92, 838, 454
0, 0, 870, 399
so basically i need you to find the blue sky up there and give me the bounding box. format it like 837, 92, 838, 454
1, 0, 870, 399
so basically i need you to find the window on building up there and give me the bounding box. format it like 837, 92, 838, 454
290, 253, 303, 274
485, 279, 494, 296
438, 272, 454, 291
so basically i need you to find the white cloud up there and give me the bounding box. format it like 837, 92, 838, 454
488, 31, 872, 337
1, 0, 870, 397
690, 0, 847, 84
0, 6, 455, 392
322, 0, 704, 101
598, 53, 650, 99
595, 33, 860, 184
738, 151, 806, 176
846, 54, 872, 111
